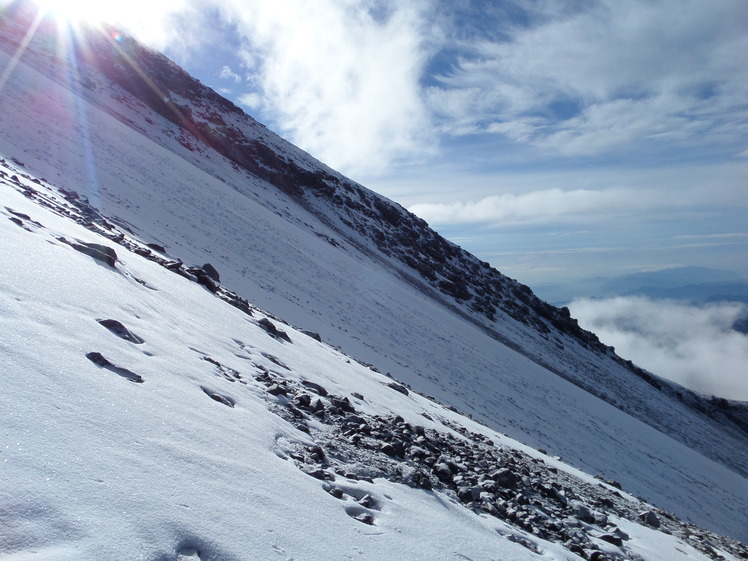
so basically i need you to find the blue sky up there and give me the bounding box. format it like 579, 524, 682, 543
40, 0, 748, 285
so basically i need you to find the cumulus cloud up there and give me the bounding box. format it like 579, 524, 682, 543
569, 296, 748, 401
206, 0, 439, 176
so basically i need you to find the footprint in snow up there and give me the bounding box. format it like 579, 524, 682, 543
167, 536, 242, 561
85, 352, 144, 383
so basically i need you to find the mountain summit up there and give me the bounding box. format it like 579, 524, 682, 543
1, 5, 746, 559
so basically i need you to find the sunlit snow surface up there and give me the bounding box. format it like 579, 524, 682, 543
0, 157, 730, 561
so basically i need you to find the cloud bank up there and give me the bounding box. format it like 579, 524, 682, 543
569, 296, 748, 401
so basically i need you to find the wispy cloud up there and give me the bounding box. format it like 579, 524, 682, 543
409, 187, 669, 226
430, 0, 748, 157
570, 296, 748, 401
219, 65, 241, 83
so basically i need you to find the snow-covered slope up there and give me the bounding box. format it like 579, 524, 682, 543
2, 155, 746, 561
1, 5, 746, 555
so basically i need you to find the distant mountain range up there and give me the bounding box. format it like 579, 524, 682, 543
534, 266, 748, 307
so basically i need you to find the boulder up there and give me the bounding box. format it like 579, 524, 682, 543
97, 318, 145, 344
301, 380, 328, 396
72, 241, 117, 267
639, 510, 661, 528
491, 467, 521, 488
387, 382, 409, 396
201, 262, 220, 282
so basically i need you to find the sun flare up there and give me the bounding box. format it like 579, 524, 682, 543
30, 0, 186, 48
35, 0, 114, 27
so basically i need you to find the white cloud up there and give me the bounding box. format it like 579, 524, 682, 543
219, 65, 241, 83
102, 0, 197, 51
237, 92, 262, 110
569, 296, 748, 401
100, 0, 441, 176
409, 186, 667, 226
430, 0, 748, 156
206, 0, 439, 176
104, 0, 748, 175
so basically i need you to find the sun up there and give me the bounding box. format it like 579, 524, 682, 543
35, 0, 115, 27
29, 0, 184, 49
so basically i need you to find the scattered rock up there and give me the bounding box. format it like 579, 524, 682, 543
491, 467, 520, 488
349, 511, 375, 525
330, 396, 356, 413
380, 443, 401, 458
200, 387, 235, 408
433, 462, 454, 484
71, 241, 118, 267
599, 533, 623, 546
186, 266, 219, 293
303, 467, 334, 481
326, 486, 344, 499
165, 260, 183, 271
146, 242, 166, 253
301, 329, 322, 342
358, 494, 376, 509
201, 262, 220, 282
294, 393, 312, 407
258, 317, 292, 342
85, 351, 143, 383
639, 510, 661, 528
267, 384, 287, 396
301, 380, 328, 396
387, 382, 409, 396
97, 318, 145, 344
573, 502, 596, 524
